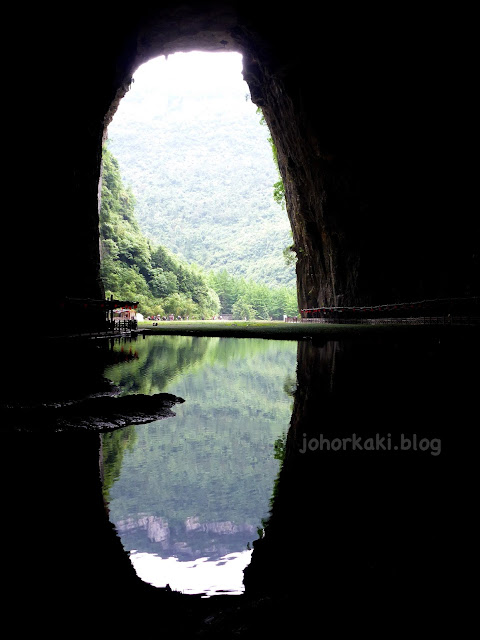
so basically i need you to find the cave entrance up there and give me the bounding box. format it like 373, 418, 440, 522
101, 51, 297, 323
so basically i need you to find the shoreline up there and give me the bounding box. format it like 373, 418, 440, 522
135, 319, 479, 341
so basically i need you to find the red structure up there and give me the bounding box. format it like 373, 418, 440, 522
57, 295, 139, 334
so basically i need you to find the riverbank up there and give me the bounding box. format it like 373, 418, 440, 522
137, 319, 477, 341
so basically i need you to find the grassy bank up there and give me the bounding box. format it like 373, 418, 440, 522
137, 319, 468, 341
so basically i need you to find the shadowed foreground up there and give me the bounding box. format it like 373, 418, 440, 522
1, 327, 477, 637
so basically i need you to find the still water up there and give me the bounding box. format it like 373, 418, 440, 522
101, 335, 297, 597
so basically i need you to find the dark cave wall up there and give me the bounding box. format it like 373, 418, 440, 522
243, 331, 479, 627
238, 9, 478, 308
7, 3, 476, 330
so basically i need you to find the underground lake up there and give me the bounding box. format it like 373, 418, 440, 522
1, 325, 477, 635
101, 335, 297, 596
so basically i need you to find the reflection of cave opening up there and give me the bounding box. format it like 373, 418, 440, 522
101, 335, 297, 596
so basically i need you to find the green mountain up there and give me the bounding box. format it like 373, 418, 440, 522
100, 147, 298, 319
100, 147, 221, 318
106, 52, 296, 288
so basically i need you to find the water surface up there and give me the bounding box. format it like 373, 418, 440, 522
102, 335, 297, 596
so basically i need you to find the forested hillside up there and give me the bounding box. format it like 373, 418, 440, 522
99, 147, 298, 318
100, 148, 220, 318
106, 52, 296, 288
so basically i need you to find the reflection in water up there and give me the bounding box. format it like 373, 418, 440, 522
102, 335, 297, 596
5, 328, 476, 634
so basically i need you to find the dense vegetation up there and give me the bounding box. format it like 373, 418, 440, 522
106, 52, 296, 288
100, 147, 298, 318
207, 268, 297, 320
100, 147, 220, 318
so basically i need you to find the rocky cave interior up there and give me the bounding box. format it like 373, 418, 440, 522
7, 1, 477, 332
2, 2, 477, 637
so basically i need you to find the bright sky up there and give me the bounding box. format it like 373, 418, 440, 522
112, 50, 254, 126
130, 549, 253, 596
132, 51, 247, 96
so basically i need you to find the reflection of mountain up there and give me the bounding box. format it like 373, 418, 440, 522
102, 335, 297, 572
103, 335, 218, 396
116, 514, 257, 561
102, 428, 138, 497
103, 334, 293, 397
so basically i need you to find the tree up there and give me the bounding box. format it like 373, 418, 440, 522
150, 271, 178, 298
257, 107, 286, 209
232, 297, 256, 320
163, 292, 196, 317
208, 269, 240, 313
99, 146, 220, 317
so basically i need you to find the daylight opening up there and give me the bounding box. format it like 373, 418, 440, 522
100, 51, 298, 323
100, 51, 299, 596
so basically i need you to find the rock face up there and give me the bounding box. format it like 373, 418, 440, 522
6, 5, 477, 325
118, 515, 171, 544
2, 392, 184, 432
115, 513, 257, 559
236, 15, 477, 308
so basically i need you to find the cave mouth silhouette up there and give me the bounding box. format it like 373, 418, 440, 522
3, 4, 476, 636
8, 5, 475, 337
